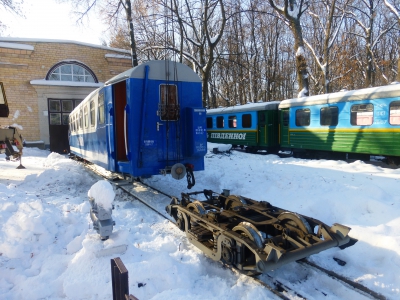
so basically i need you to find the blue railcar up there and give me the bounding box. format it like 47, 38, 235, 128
69, 60, 207, 187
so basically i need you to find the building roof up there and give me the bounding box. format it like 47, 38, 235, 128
0, 37, 130, 54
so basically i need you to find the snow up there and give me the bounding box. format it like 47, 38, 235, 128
105, 54, 131, 60
297, 87, 308, 98
0, 42, 34, 51
30, 79, 104, 88
0, 37, 130, 54
88, 180, 115, 210
296, 46, 305, 57
1, 146, 400, 299
288, 5, 300, 18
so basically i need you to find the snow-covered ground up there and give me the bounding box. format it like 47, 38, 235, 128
0, 145, 399, 299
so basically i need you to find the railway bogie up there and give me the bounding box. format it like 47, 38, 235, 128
166, 190, 356, 275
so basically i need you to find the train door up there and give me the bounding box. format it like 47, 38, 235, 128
48, 99, 81, 153
279, 109, 290, 149
258, 111, 268, 146
157, 84, 182, 163
258, 110, 279, 151
112, 81, 128, 162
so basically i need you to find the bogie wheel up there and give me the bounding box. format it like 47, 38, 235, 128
232, 222, 263, 248
232, 222, 263, 275
187, 201, 206, 215
277, 212, 312, 235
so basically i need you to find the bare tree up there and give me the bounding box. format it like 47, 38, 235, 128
62, 0, 138, 67
304, 0, 349, 94
268, 0, 311, 97
345, 0, 397, 87
0, 0, 24, 34
383, 0, 400, 81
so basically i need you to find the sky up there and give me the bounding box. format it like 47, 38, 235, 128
0, 144, 399, 299
1, 0, 108, 45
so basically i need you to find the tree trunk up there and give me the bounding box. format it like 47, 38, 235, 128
125, 0, 138, 67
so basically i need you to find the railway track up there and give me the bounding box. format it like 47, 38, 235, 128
82, 162, 387, 300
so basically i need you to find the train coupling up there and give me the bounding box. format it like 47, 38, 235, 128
160, 163, 196, 189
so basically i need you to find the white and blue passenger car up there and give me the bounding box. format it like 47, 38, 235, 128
69, 60, 207, 187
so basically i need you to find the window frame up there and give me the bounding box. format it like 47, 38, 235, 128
242, 114, 252, 128
320, 106, 338, 126
84, 105, 89, 128
90, 100, 96, 127
295, 108, 311, 127
350, 104, 373, 126
228, 115, 237, 128
216, 116, 224, 128
206, 117, 213, 129
389, 101, 400, 125
159, 84, 179, 121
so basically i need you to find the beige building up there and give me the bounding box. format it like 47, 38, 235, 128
0, 37, 132, 152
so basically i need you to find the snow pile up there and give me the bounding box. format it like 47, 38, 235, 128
0, 147, 400, 299
88, 180, 115, 210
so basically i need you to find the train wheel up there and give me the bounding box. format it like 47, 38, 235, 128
232, 222, 263, 275
187, 201, 206, 215
277, 212, 312, 235
232, 222, 263, 248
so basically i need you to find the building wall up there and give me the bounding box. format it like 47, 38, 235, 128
0, 38, 132, 146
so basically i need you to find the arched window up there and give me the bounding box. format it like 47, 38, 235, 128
46, 61, 98, 83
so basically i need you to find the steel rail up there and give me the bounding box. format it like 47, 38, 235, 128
79, 160, 386, 300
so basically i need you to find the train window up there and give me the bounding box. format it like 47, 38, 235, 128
295, 109, 310, 126
320, 106, 338, 126
207, 117, 213, 128
159, 84, 179, 121
351, 104, 373, 125
282, 110, 289, 126
90, 100, 95, 126
242, 114, 252, 128
389, 101, 400, 125
79, 110, 83, 129
228, 116, 237, 128
217, 116, 224, 128
98, 93, 105, 124
84, 106, 89, 128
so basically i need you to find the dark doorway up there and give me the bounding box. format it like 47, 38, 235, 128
48, 99, 81, 153
113, 81, 127, 161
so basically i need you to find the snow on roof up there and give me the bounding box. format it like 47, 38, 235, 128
0, 42, 34, 51
207, 101, 280, 115
105, 60, 201, 85
105, 54, 131, 59
0, 37, 130, 54
30, 79, 104, 88
279, 84, 400, 109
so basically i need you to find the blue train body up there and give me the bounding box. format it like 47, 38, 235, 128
69, 60, 207, 185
